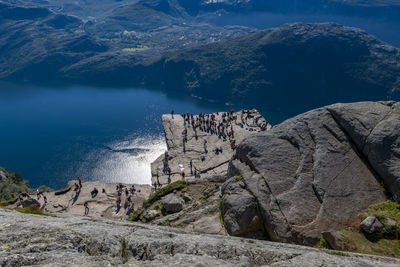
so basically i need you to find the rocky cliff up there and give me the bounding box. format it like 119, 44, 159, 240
1, 208, 400, 266
221, 101, 400, 245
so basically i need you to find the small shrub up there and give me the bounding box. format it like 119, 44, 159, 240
162, 220, 171, 226
12, 173, 23, 183
314, 237, 331, 249
129, 181, 187, 222
129, 207, 144, 222
234, 174, 244, 182
143, 180, 187, 208
360, 201, 400, 236
15, 206, 47, 216
38, 185, 54, 193
0, 197, 19, 207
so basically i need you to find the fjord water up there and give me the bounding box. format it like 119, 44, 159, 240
0, 84, 286, 189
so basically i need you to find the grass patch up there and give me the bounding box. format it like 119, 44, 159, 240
328, 251, 349, 257
234, 174, 244, 182
121, 239, 127, 263
360, 201, 400, 236
314, 237, 331, 249
38, 185, 54, 193
14, 206, 48, 216
143, 181, 187, 209
342, 230, 400, 258
161, 220, 171, 226
129, 181, 187, 222
0, 197, 19, 207
129, 207, 144, 222
54, 185, 72, 196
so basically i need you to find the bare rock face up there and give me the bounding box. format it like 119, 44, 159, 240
161, 193, 184, 213
1, 209, 400, 266
221, 177, 265, 239
222, 101, 399, 245
322, 231, 344, 250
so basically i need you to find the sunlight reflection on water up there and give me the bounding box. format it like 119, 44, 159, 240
85, 134, 167, 185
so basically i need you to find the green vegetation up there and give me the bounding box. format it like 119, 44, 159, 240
0, 167, 32, 202
14, 206, 47, 216
218, 200, 227, 232
234, 174, 244, 182
360, 201, 400, 236
336, 201, 400, 258
143, 181, 187, 209
314, 237, 331, 249
121, 239, 127, 263
54, 185, 72, 195
129, 181, 187, 221
38, 185, 54, 193
161, 220, 171, 226
328, 251, 349, 257
129, 208, 144, 222
342, 230, 400, 258
0, 197, 19, 207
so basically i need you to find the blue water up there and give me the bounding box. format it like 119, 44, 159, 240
0, 84, 287, 189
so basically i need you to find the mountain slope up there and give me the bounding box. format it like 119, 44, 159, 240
65, 23, 400, 115
0, 2, 108, 81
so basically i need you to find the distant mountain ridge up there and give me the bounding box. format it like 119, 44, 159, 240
0, 1, 400, 115
63, 23, 400, 115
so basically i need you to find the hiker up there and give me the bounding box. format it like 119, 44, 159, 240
74, 182, 79, 191
153, 181, 157, 192
181, 171, 185, 180
116, 197, 121, 213
91, 187, 98, 198
171, 110, 174, 119
36, 189, 41, 200
102, 188, 106, 194
130, 185, 136, 195
125, 188, 129, 196
203, 139, 208, 154
84, 202, 89, 215
167, 167, 171, 179
190, 160, 193, 175
78, 177, 82, 188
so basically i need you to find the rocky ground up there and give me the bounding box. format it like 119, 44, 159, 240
1, 208, 400, 266
221, 101, 400, 247
132, 110, 270, 234
6, 181, 151, 220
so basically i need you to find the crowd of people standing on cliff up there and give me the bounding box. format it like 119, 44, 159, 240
151, 109, 268, 193
178, 109, 268, 153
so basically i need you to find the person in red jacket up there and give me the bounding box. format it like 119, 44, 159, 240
78, 177, 82, 188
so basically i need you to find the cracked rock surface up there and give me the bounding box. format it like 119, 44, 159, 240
1, 209, 400, 266
222, 101, 400, 245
